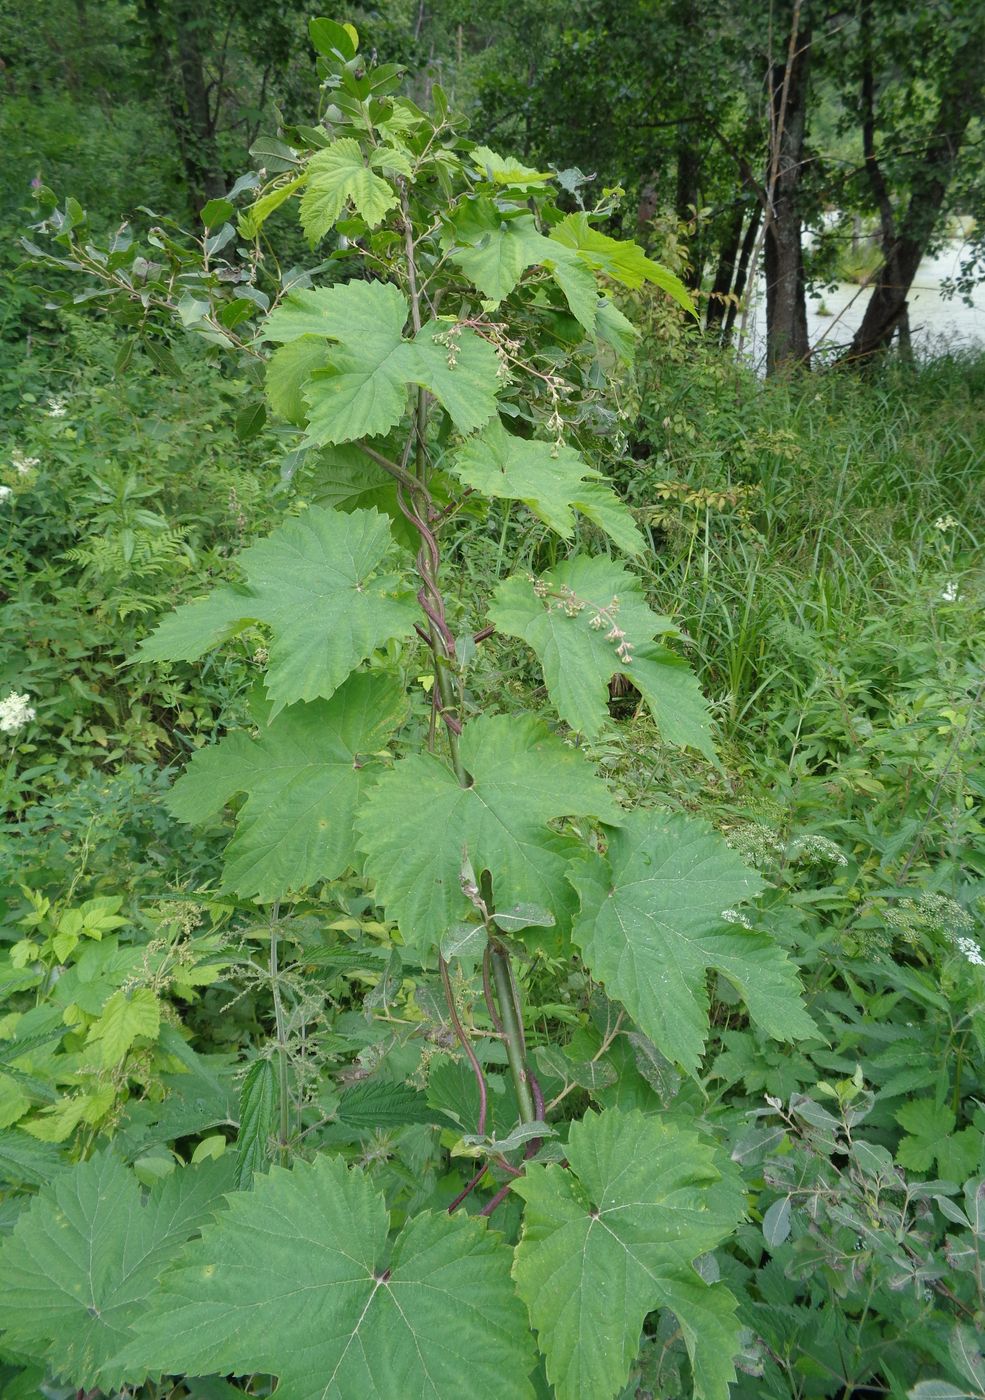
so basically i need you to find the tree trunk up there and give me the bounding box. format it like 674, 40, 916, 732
139, 0, 226, 212
897, 307, 914, 365
173, 1, 226, 206
846, 228, 932, 363
764, 4, 812, 374
636, 176, 659, 231
705, 201, 744, 334
841, 37, 983, 365
722, 206, 761, 342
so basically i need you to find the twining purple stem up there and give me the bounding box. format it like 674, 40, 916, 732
479, 1181, 514, 1217
447, 1147, 527, 1215
475, 1107, 549, 1220
529, 1070, 545, 1121
519, 1071, 546, 1166
417, 587, 457, 657
439, 953, 487, 1137
395, 481, 464, 740
447, 1162, 490, 1213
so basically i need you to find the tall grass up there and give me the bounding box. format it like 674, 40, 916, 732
627, 346, 984, 765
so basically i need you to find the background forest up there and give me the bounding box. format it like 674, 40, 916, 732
0, 3, 984, 1399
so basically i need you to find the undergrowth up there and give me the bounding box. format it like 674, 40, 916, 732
0, 72, 983, 1398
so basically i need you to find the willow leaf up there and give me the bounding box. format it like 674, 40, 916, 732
550, 212, 696, 316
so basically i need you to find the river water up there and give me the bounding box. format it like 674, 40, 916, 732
743, 238, 985, 366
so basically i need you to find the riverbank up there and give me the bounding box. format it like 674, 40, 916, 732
744, 236, 985, 366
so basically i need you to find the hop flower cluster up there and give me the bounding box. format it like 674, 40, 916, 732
539, 371, 571, 456
432, 323, 463, 369
532, 581, 633, 665
587, 597, 633, 664
482, 321, 521, 385
0, 691, 36, 734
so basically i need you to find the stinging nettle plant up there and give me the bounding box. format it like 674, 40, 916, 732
0, 19, 818, 1400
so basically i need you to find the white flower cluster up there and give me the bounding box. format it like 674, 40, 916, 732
724, 822, 784, 865
0, 691, 36, 734
956, 936, 985, 968
941, 580, 961, 603
934, 514, 958, 531
45, 397, 67, 418
0, 485, 11, 504
11, 451, 39, 476
789, 834, 849, 867
887, 891, 972, 946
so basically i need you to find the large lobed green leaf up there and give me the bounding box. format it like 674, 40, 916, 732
444, 200, 544, 302
572, 811, 816, 1073
120, 1152, 537, 1399
263, 279, 501, 444
139, 505, 417, 715
231, 506, 414, 710
452, 418, 644, 555
358, 713, 619, 952
0, 1151, 235, 1391
300, 137, 398, 240
489, 556, 714, 754
512, 1108, 743, 1400
168, 671, 407, 902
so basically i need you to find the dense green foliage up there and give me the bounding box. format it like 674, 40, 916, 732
1, 9, 984, 1400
